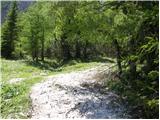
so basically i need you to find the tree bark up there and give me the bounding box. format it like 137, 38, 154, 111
35, 46, 38, 62
146, 54, 154, 73
60, 33, 71, 61
113, 39, 122, 75
19, 44, 23, 58
35, 50, 38, 62
83, 40, 89, 59
128, 39, 137, 80
75, 40, 81, 58
41, 26, 44, 61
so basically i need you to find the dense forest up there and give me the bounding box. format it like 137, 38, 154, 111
1, 1, 159, 119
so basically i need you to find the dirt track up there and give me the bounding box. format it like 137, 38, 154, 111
29, 63, 130, 118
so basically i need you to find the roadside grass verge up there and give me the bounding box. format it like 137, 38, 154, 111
1, 58, 101, 118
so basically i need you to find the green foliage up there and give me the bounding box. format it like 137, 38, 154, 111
124, 55, 138, 63
147, 99, 159, 109
139, 37, 158, 59
1, 84, 23, 99
148, 70, 158, 81
1, 1, 158, 118
1, 83, 28, 118
1, 1, 19, 59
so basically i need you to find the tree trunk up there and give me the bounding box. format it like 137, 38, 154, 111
31, 31, 35, 61
146, 54, 154, 73
128, 39, 137, 80
19, 44, 23, 58
65, 43, 71, 60
60, 34, 71, 61
32, 51, 35, 61
129, 60, 136, 80
41, 27, 44, 61
35, 50, 38, 62
75, 40, 81, 58
83, 40, 88, 59
41, 40, 44, 61
113, 39, 122, 75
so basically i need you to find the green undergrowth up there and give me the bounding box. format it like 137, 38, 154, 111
1, 58, 101, 118
106, 70, 159, 119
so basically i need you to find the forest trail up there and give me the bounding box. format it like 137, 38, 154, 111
29, 63, 130, 119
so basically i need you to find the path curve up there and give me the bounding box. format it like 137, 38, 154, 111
29, 63, 130, 119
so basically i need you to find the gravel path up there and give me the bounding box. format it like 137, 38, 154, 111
29, 63, 130, 119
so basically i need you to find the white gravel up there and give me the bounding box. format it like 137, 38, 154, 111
29, 63, 130, 119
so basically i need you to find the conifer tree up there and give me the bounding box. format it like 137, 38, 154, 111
1, 1, 18, 59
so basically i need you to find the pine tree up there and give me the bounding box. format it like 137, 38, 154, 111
1, 1, 18, 59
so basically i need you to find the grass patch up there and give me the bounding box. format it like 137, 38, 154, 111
1, 58, 101, 118
1, 77, 42, 118
1, 59, 52, 82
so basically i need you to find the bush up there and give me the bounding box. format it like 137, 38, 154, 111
148, 70, 158, 81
